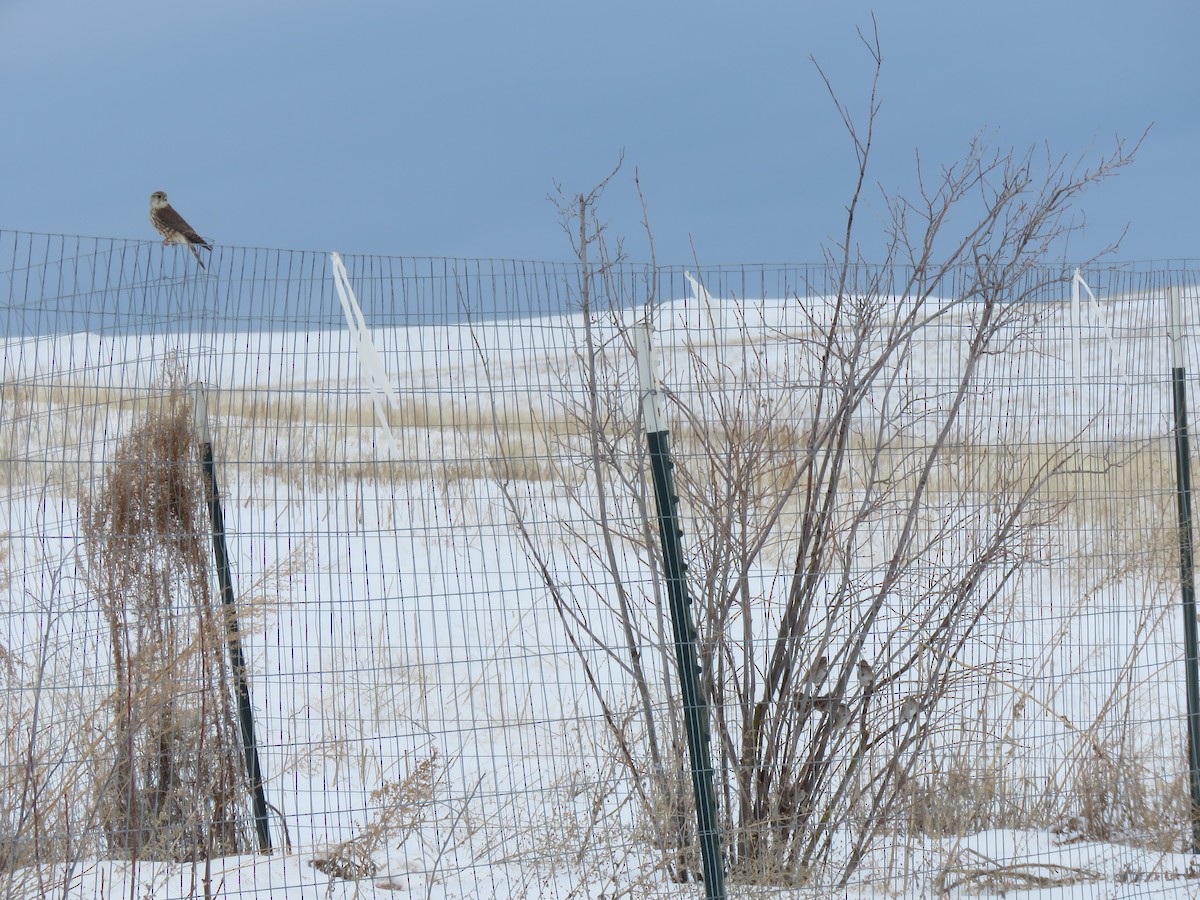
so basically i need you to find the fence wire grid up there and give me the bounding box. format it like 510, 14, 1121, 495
2, 230, 1200, 898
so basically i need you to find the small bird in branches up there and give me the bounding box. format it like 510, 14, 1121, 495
812, 696, 853, 729
856, 660, 875, 692
150, 190, 211, 270
899, 697, 920, 725
827, 700, 852, 730
804, 655, 830, 691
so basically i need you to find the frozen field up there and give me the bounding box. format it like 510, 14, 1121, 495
3, 252, 1200, 897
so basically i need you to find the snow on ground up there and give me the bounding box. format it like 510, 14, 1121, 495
3, 281, 1200, 897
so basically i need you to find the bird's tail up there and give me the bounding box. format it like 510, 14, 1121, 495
189, 242, 207, 271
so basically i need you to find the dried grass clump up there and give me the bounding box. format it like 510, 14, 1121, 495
1060, 736, 1188, 851
901, 738, 1031, 841
310, 751, 440, 882
80, 383, 254, 860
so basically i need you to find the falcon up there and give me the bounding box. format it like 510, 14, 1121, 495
149, 191, 211, 270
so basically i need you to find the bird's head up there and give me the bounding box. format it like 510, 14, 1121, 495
150, 191, 169, 209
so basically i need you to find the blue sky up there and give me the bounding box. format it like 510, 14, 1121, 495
0, 1, 1193, 265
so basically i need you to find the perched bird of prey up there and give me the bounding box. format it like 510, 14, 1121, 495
856, 660, 875, 692
149, 191, 210, 269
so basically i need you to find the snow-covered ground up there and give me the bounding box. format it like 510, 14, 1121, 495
3, 274, 1200, 898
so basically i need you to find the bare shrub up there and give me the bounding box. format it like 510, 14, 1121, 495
488, 20, 1141, 890
80, 376, 255, 860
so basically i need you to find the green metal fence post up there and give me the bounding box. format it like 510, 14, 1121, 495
635, 324, 726, 898
193, 382, 273, 853
1168, 284, 1200, 852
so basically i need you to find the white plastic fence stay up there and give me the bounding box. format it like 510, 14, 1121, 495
634, 322, 666, 434
330, 251, 401, 455
1071, 267, 1082, 386
684, 271, 721, 335
685, 270, 714, 307
1071, 267, 1126, 391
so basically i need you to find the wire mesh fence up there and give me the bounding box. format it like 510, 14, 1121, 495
2, 230, 1200, 897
